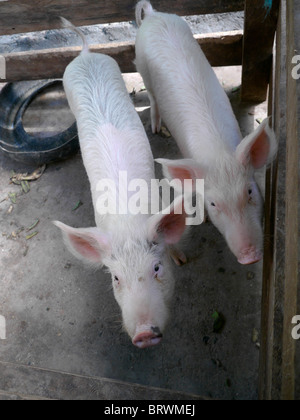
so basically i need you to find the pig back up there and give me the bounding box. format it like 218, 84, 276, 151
63, 53, 155, 225
136, 13, 242, 160
63, 53, 143, 134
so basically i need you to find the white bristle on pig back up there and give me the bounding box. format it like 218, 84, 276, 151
135, 1, 278, 265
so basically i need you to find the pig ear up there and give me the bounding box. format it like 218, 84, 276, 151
53, 221, 111, 266
236, 118, 277, 169
156, 158, 206, 193
147, 196, 187, 245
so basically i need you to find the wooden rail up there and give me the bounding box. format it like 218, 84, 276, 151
0, 0, 280, 104
259, 0, 300, 400
0, 0, 245, 36
1, 31, 243, 83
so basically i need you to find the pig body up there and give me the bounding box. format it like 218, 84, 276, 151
135, 2, 277, 265
55, 19, 189, 348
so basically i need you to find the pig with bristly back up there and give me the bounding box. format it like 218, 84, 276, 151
135, 1, 278, 265
54, 18, 189, 349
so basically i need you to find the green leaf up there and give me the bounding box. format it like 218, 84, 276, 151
232, 86, 240, 93
8, 193, 17, 204
21, 180, 30, 194
26, 220, 39, 232
212, 311, 226, 333
26, 231, 38, 240
72, 200, 83, 212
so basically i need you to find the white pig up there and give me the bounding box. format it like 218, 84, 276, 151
135, 1, 278, 265
54, 18, 189, 348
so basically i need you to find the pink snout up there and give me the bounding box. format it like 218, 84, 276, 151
132, 327, 163, 349
238, 248, 263, 265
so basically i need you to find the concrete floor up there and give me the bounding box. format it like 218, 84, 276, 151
0, 66, 268, 400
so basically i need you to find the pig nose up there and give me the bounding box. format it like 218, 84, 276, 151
238, 248, 263, 265
132, 327, 163, 349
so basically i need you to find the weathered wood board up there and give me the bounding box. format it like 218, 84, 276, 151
241, 0, 280, 102
1, 31, 243, 82
259, 0, 300, 400
0, 0, 245, 36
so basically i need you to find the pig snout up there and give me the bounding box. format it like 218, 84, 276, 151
225, 222, 263, 266
238, 247, 263, 265
132, 326, 163, 349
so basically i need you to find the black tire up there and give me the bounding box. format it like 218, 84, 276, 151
0, 80, 79, 165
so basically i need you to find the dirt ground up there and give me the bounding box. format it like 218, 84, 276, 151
0, 64, 268, 399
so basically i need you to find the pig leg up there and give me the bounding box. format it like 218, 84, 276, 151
148, 91, 161, 134
169, 245, 187, 266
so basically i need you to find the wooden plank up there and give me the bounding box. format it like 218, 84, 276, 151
195, 31, 243, 67
281, 0, 299, 400
259, 0, 300, 400
258, 0, 285, 400
1, 31, 243, 82
0, 0, 245, 36
258, 55, 278, 400
1, 42, 137, 81
259, 0, 286, 400
241, 0, 280, 102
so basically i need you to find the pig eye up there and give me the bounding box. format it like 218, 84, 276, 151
114, 276, 120, 283
153, 263, 163, 278
211, 202, 216, 207
248, 189, 252, 195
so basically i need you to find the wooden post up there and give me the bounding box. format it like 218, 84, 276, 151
0, 0, 244, 36
281, 0, 300, 400
1, 31, 243, 82
241, 0, 280, 102
259, 0, 300, 400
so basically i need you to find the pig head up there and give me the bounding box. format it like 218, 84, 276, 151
54, 196, 188, 349
157, 119, 278, 265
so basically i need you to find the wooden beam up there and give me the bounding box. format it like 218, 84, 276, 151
1, 42, 137, 82
0, 0, 245, 36
258, 0, 285, 400
281, 0, 300, 400
241, 0, 280, 102
1, 31, 243, 83
259, 0, 300, 400
259, 0, 285, 400
195, 31, 243, 67
258, 57, 278, 400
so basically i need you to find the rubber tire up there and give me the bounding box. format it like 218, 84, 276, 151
0, 80, 79, 165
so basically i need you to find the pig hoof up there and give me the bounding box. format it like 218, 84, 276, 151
151, 115, 161, 134
151, 123, 161, 134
